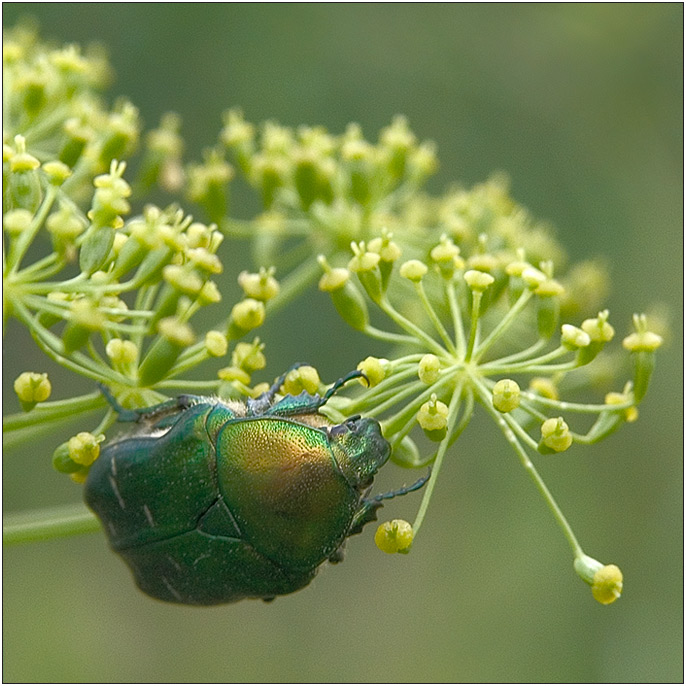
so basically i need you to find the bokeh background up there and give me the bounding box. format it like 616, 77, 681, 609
3, 4, 682, 683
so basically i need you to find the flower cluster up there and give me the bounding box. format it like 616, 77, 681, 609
316, 230, 662, 603
4, 24, 665, 605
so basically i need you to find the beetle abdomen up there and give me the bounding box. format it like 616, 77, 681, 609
119, 530, 316, 605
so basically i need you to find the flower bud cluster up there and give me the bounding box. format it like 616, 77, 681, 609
220, 112, 437, 216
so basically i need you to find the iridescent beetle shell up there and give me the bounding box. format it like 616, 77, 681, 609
84, 366, 427, 605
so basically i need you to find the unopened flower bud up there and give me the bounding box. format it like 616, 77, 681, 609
357, 357, 388, 387
492, 379, 521, 413
229, 298, 266, 334
283, 366, 321, 396
418, 394, 449, 441
540, 417, 573, 453
238, 267, 279, 301
418, 354, 441, 384
464, 269, 494, 291
399, 259, 428, 282
68, 432, 104, 467
205, 331, 228, 357
14, 372, 51, 411
375, 519, 414, 554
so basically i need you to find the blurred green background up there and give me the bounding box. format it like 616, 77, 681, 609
3, 3, 682, 683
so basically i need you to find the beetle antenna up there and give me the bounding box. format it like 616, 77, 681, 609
98, 383, 142, 422
368, 468, 432, 504
322, 369, 367, 404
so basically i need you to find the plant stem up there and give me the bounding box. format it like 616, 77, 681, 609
3, 503, 100, 544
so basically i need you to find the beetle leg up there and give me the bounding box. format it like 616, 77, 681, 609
348, 469, 432, 536
99, 384, 203, 424
264, 362, 312, 403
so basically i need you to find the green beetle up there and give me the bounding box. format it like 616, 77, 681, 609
85, 365, 428, 605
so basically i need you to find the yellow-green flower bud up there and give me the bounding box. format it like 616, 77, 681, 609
367, 233, 402, 264
42, 161, 72, 186
591, 565, 623, 605
105, 339, 138, 367
463, 269, 494, 291
581, 310, 615, 343
540, 417, 573, 453
162, 265, 204, 296
534, 278, 564, 298
521, 266, 547, 289
52, 441, 82, 474
605, 391, 638, 423
318, 264, 350, 292
375, 519, 414, 554
622, 313, 663, 403
529, 377, 559, 401
390, 436, 423, 468
14, 372, 51, 411
198, 280, 222, 305
68, 432, 104, 467
138, 317, 196, 386
577, 310, 615, 365
283, 366, 321, 396
418, 354, 441, 384
9, 146, 40, 172
319, 256, 369, 331
430, 234, 464, 276
3, 208, 34, 235
492, 379, 521, 413
357, 356, 388, 387
399, 259, 428, 282
217, 366, 252, 386
187, 247, 223, 275
157, 317, 195, 347
467, 253, 499, 273
205, 331, 228, 357
505, 258, 532, 277
238, 267, 279, 301
232, 339, 267, 372
561, 324, 591, 349
229, 298, 266, 334
348, 241, 381, 273
574, 554, 623, 605
623, 313, 664, 352
46, 205, 88, 241
418, 394, 449, 441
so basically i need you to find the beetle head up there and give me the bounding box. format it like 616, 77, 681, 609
328, 416, 390, 489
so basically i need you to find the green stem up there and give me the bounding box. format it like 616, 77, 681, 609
472, 289, 532, 362
3, 503, 101, 544
485, 399, 583, 557
415, 281, 457, 355
412, 383, 465, 536
378, 295, 446, 357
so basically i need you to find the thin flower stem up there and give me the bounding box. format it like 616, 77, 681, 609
363, 325, 417, 346
378, 295, 447, 357
472, 289, 533, 362
446, 278, 466, 357
493, 337, 547, 365
265, 257, 323, 314
412, 383, 464, 537
520, 392, 634, 414
378, 380, 443, 431
464, 291, 482, 362
6, 185, 58, 275
3, 391, 104, 432
485, 401, 583, 557
415, 281, 457, 355
3, 503, 101, 544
